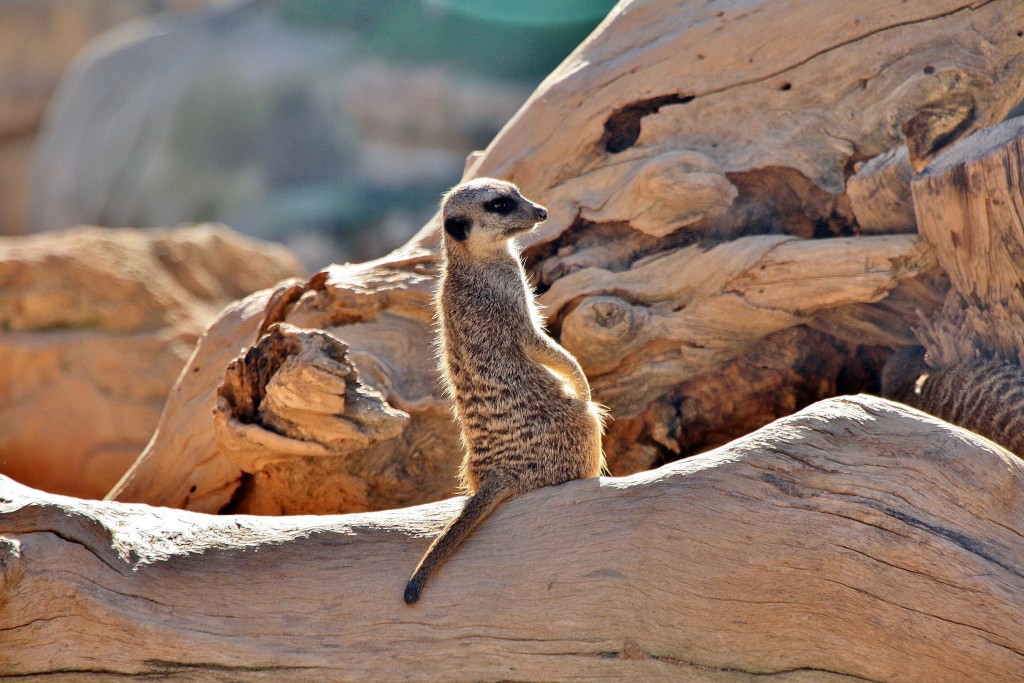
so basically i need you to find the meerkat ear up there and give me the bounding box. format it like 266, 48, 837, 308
444, 216, 471, 241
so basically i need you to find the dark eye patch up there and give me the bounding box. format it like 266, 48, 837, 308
444, 216, 471, 241
483, 196, 517, 215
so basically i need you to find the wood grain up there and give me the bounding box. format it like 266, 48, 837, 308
5, 395, 1024, 681
912, 115, 1024, 367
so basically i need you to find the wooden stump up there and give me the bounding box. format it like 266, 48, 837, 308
846, 146, 917, 234
911, 115, 1024, 367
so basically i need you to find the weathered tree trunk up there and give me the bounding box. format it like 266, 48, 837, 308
107, 0, 1024, 515
4, 396, 1024, 681
868, 115, 1024, 459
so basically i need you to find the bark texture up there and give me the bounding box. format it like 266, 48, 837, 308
912, 115, 1024, 367
4, 396, 1024, 681
109, 0, 1024, 515
9, 3, 1024, 679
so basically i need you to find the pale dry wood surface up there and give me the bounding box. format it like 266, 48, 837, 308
846, 146, 917, 234
912, 115, 1024, 367
548, 233, 934, 415
10, 3, 1024, 679
4, 395, 1024, 681
107, 0, 1024, 515
869, 116, 1024, 462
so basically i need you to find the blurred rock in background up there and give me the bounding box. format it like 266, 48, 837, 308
22, 0, 615, 269
0, 0, 226, 240
0, 224, 303, 499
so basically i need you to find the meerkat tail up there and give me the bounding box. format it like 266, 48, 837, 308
404, 481, 514, 605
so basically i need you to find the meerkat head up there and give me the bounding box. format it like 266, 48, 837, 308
440, 178, 547, 252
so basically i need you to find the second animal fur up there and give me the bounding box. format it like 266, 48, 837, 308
404, 178, 605, 604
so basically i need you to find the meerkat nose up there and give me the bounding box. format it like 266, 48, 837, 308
534, 206, 548, 221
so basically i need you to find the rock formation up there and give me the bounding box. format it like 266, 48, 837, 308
0, 0, 219, 236
0, 224, 302, 498
26, 1, 611, 268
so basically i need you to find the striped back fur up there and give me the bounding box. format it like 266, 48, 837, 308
882, 346, 1024, 457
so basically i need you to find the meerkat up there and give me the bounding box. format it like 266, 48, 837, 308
881, 345, 1024, 457
403, 178, 605, 605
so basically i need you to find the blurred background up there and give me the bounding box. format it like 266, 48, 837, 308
1, 0, 616, 271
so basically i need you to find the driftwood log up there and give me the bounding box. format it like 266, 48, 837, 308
870, 116, 1024, 458
4, 396, 1024, 681
107, 0, 1024, 515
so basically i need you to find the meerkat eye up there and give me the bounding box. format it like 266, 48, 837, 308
483, 196, 517, 215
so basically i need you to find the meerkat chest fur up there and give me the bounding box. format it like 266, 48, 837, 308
436, 179, 604, 494
439, 246, 540, 385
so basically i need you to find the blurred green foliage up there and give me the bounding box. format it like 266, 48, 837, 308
280, 0, 616, 80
